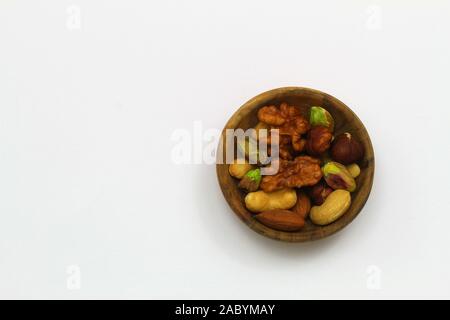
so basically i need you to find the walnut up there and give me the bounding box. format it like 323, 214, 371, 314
264, 134, 293, 160
278, 103, 310, 137
280, 102, 301, 118
306, 126, 333, 156
279, 145, 293, 160
260, 156, 323, 192
292, 136, 306, 152
257, 103, 310, 156
278, 135, 294, 160
257, 106, 285, 126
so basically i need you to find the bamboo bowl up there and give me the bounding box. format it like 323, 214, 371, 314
216, 87, 374, 242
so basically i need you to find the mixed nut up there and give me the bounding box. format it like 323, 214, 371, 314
228, 104, 365, 232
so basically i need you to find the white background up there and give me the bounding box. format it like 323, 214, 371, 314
1, 0, 449, 299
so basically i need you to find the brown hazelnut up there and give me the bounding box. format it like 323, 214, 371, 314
306, 126, 333, 156
308, 182, 333, 205
330, 132, 364, 165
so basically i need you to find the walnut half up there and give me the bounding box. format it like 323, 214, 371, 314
260, 156, 323, 193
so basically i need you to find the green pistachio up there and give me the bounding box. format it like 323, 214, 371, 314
309, 106, 335, 132
322, 161, 356, 192
238, 168, 262, 192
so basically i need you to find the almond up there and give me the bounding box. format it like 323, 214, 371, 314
255, 209, 305, 232
291, 191, 311, 219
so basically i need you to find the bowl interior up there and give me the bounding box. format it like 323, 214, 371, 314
216, 87, 374, 242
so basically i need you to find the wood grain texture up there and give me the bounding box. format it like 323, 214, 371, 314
216, 87, 375, 242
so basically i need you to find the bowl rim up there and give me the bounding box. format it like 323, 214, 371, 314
216, 86, 375, 242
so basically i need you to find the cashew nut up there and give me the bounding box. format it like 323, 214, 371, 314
310, 189, 351, 225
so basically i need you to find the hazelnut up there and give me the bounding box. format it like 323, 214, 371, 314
308, 182, 333, 206
330, 132, 364, 165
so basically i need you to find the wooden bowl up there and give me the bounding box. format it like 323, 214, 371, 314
216, 87, 374, 242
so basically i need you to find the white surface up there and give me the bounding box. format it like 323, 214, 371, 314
1, 0, 449, 299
